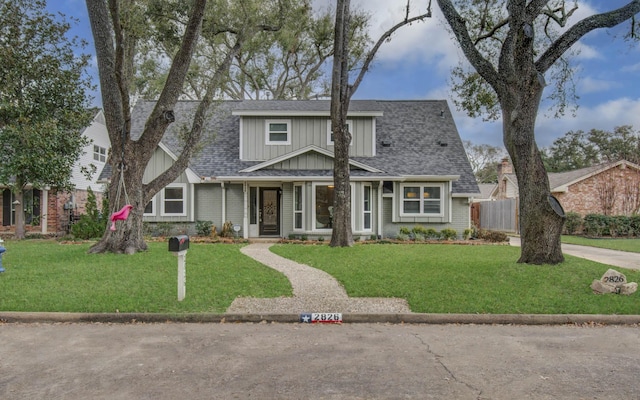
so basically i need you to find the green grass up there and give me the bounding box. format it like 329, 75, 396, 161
271, 243, 640, 315
0, 241, 292, 313
561, 235, 640, 253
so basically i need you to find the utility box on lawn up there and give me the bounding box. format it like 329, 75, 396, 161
168, 235, 189, 252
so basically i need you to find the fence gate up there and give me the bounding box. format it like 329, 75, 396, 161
477, 198, 519, 233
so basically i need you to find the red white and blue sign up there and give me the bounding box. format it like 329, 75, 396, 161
300, 313, 343, 323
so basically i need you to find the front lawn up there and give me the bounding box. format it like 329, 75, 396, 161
0, 240, 292, 313
561, 235, 640, 253
271, 243, 640, 315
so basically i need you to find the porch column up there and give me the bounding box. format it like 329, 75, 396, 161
242, 182, 248, 239
377, 180, 383, 239
41, 189, 48, 234
221, 182, 226, 226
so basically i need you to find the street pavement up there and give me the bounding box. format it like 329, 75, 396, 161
2, 321, 640, 399
2, 240, 639, 399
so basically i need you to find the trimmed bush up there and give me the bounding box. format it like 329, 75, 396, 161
195, 220, 213, 236
477, 229, 508, 243
564, 212, 582, 235
440, 228, 458, 240
583, 214, 609, 237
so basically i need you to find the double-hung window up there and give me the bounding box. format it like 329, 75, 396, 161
144, 197, 156, 216
265, 119, 291, 145
363, 185, 372, 231
327, 120, 352, 146
401, 184, 443, 216
293, 184, 304, 230
161, 184, 187, 216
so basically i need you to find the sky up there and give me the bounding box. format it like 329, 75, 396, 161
46, 0, 640, 149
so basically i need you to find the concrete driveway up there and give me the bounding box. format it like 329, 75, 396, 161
509, 237, 640, 270
2, 322, 640, 399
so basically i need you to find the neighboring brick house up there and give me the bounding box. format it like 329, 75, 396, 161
0, 110, 110, 235
496, 158, 640, 216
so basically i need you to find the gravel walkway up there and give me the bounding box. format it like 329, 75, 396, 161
226, 243, 411, 314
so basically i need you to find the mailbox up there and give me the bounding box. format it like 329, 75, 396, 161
168, 235, 189, 252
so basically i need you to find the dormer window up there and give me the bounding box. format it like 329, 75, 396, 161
265, 119, 291, 145
327, 120, 353, 146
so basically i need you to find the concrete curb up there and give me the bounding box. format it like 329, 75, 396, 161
2, 312, 640, 325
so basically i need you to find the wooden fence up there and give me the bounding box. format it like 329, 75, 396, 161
472, 198, 519, 233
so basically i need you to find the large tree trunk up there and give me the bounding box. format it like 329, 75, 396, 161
329, 0, 353, 247
88, 159, 147, 254
503, 95, 565, 265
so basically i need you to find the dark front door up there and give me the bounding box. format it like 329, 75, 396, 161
259, 188, 280, 236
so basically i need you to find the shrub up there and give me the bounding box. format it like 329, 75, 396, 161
463, 228, 473, 240
631, 215, 640, 237
396, 233, 409, 241
411, 225, 429, 236
195, 220, 213, 237
583, 214, 609, 237
220, 221, 234, 238
413, 233, 425, 242
564, 212, 582, 235
71, 188, 108, 239
610, 216, 632, 238
477, 229, 508, 243
440, 228, 458, 240
318, 236, 324, 242
425, 228, 440, 239
399, 227, 411, 236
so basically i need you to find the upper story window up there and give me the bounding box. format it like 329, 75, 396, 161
400, 184, 443, 216
93, 145, 107, 162
327, 120, 352, 146
265, 119, 291, 145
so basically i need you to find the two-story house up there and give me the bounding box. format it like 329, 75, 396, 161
132, 99, 479, 239
1, 109, 110, 235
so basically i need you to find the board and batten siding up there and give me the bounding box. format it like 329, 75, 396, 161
241, 116, 375, 161
194, 184, 222, 227
142, 147, 192, 222
382, 190, 471, 239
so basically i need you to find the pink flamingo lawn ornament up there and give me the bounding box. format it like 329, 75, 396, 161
109, 204, 134, 231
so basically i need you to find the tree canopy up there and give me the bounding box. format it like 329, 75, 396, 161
543, 126, 640, 172
437, 0, 640, 264
0, 0, 94, 238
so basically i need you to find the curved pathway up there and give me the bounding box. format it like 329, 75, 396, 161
226, 243, 411, 314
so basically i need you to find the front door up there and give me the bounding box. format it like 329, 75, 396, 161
259, 188, 280, 236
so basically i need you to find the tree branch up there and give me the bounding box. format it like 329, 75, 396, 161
350, 1, 431, 95
536, 1, 640, 73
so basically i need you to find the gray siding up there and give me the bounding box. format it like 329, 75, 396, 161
383, 196, 471, 239
194, 184, 222, 226
241, 117, 374, 161
143, 147, 189, 184
225, 184, 244, 228
267, 153, 334, 170
281, 183, 293, 235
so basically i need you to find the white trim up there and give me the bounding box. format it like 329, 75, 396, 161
265, 119, 291, 145
362, 184, 372, 232
399, 183, 445, 217
377, 181, 383, 238
160, 183, 188, 217
158, 142, 200, 183
326, 120, 353, 146
371, 117, 377, 157
233, 110, 383, 117
398, 175, 460, 182
239, 117, 244, 161
311, 182, 355, 233
144, 196, 156, 216
41, 189, 48, 234
239, 145, 383, 173
293, 183, 305, 231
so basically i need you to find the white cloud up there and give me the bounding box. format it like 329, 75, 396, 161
621, 62, 640, 72
577, 76, 618, 94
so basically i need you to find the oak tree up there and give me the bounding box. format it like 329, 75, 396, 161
437, 0, 640, 264
0, 0, 93, 239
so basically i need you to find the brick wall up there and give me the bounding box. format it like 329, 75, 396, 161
555, 165, 640, 216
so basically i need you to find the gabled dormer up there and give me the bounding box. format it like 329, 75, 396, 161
232, 100, 383, 162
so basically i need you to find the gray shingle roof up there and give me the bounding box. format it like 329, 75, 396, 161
127, 99, 479, 195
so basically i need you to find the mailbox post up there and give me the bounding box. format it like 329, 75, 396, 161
169, 235, 189, 301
